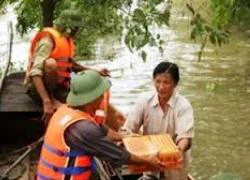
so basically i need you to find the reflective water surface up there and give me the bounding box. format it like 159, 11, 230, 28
1, 2, 250, 180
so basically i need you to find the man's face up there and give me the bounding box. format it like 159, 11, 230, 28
153, 72, 176, 100
63, 27, 79, 38
69, 27, 79, 37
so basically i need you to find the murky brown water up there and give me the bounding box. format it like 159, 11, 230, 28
1, 1, 250, 179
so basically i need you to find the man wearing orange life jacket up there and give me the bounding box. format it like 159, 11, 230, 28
36, 70, 163, 180
24, 10, 110, 123
95, 91, 126, 131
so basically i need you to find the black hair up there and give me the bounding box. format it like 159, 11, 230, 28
153, 61, 179, 84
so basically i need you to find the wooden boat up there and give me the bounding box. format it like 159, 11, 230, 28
0, 71, 45, 150
0, 22, 45, 150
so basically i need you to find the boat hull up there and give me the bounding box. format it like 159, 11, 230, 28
0, 72, 45, 150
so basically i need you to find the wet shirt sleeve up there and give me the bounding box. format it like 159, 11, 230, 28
64, 120, 131, 167
29, 36, 54, 77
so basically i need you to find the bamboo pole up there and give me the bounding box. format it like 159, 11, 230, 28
0, 21, 13, 91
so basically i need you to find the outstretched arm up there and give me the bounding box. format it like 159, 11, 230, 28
65, 120, 163, 169
71, 60, 90, 72
106, 104, 126, 131
106, 127, 123, 141
71, 60, 110, 76
128, 153, 163, 169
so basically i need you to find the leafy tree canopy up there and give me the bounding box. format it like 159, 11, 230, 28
1, 0, 250, 60
186, 0, 250, 59
0, 0, 171, 60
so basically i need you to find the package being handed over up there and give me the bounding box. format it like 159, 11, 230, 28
123, 134, 181, 172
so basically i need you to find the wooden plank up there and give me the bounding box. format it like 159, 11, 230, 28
0, 72, 42, 112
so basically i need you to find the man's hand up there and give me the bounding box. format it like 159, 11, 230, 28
177, 148, 184, 163
160, 148, 184, 170
72, 60, 110, 76
42, 99, 62, 125
129, 152, 164, 171
98, 68, 110, 76
42, 100, 54, 125
52, 98, 63, 109
119, 128, 142, 138
107, 127, 123, 142
106, 104, 126, 131
145, 153, 165, 170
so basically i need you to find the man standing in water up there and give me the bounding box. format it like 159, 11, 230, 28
123, 61, 194, 180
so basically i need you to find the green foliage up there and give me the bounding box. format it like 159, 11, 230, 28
75, 29, 97, 59
186, 3, 230, 60
186, 0, 250, 60
156, 11, 170, 26
15, 0, 42, 34
2, 0, 250, 61
1, 0, 171, 60
0, 0, 17, 14
205, 81, 217, 92
123, 1, 171, 60
209, 0, 250, 27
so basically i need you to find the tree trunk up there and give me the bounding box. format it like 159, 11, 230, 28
40, 0, 59, 27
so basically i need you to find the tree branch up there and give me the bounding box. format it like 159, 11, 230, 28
0, 0, 5, 7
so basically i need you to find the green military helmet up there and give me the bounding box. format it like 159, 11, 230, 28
54, 9, 84, 29
67, 70, 111, 107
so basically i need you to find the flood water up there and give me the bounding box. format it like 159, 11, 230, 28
1, 1, 250, 180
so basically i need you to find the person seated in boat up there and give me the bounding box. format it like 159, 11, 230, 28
36, 70, 164, 179
123, 61, 194, 180
23, 9, 114, 124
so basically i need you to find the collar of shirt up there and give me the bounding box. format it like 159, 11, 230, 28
150, 90, 177, 109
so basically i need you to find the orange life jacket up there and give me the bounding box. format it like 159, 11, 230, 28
36, 105, 98, 180
94, 91, 110, 124
25, 27, 75, 88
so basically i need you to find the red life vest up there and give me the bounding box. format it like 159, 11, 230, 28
26, 27, 75, 88
36, 105, 99, 180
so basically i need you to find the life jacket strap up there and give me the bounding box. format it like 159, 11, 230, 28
57, 70, 71, 78
43, 143, 88, 157
57, 62, 72, 68
40, 158, 91, 175
56, 57, 70, 61
36, 172, 56, 180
